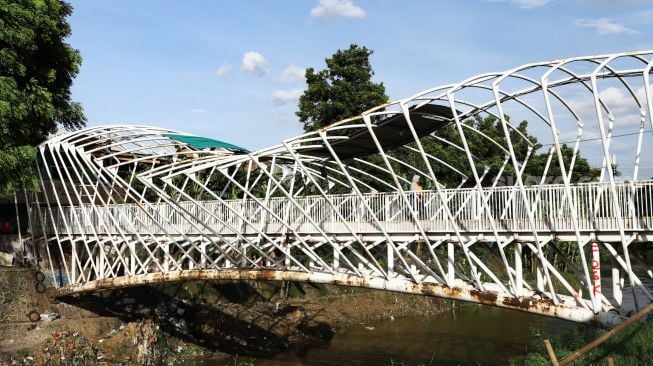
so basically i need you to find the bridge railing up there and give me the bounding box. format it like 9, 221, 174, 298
35, 180, 653, 238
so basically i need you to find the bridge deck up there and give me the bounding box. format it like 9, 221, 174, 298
38, 180, 653, 242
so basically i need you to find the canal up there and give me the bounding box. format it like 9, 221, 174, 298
207, 305, 574, 366
205, 259, 653, 365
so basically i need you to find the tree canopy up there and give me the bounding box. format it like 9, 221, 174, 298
296, 45, 600, 191
406, 115, 601, 188
296, 44, 388, 132
0, 0, 85, 197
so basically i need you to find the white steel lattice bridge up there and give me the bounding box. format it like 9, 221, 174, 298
26, 50, 653, 326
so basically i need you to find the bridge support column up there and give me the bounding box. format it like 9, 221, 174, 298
71, 242, 78, 284
387, 241, 394, 277
612, 256, 623, 306
94, 242, 104, 280
129, 241, 136, 276
591, 242, 602, 311
163, 242, 170, 272
447, 242, 454, 283
536, 244, 545, 293
515, 242, 523, 297
199, 242, 207, 269
98, 244, 106, 280
283, 244, 290, 269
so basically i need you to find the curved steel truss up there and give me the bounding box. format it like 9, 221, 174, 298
27, 50, 653, 325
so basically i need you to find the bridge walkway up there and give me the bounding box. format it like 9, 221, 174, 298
40, 180, 653, 243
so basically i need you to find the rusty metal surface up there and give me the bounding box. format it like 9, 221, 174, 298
53, 269, 623, 325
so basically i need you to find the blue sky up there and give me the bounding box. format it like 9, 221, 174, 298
67, 0, 653, 152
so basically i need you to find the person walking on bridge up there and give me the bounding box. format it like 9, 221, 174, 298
410, 175, 424, 220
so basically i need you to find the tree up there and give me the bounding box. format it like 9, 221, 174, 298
297, 44, 388, 132
401, 115, 600, 188
0, 0, 85, 198
296, 45, 600, 191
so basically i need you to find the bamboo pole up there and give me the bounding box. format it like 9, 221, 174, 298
545, 301, 653, 366
544, 339, 560, 366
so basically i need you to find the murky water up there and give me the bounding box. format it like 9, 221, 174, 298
205, 306, 574, 366
201, 253, 653, 366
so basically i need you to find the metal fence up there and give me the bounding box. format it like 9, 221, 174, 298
37, 180, 653, 238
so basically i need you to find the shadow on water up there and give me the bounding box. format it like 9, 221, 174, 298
59, 281, 334, 357
59, 282, 583, 365
222, 305, 576, 366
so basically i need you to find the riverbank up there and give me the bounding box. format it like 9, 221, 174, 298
509, 319, 653, 365
0, 268, 447, 365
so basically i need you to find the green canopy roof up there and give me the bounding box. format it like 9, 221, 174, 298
163, 134, 248, 153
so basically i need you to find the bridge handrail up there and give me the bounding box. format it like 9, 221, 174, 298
34, 180, 653, 236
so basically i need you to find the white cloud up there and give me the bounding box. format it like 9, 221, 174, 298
279, 64, 306, 83
191, 108, 206, 114
242, 51, 269, 76
597, 87, 644, 112
566, 86, 646, 127
512, 0, 553, 8
573, 18, 637, 35
487, 0, 553, 8
310, 0, 366, 20
215, 63, 233, 77
272, 88, 304, 105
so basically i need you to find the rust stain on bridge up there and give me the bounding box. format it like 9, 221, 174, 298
53, 269, 614, 325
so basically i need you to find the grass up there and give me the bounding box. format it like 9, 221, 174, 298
510, 321, 653, 366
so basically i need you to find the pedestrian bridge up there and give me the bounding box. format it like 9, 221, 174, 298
25, 50, 653, 326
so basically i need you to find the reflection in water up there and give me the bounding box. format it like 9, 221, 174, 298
208, 306, 574, 366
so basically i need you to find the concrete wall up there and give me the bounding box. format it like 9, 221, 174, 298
0, 268, 41, 323
0, 267, 100, 323
0, 267, 121, 353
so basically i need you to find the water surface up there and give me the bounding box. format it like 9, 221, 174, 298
209, 305, 574, 366
206, 255, 653, 365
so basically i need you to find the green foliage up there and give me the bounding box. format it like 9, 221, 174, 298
297, 44, 388, 132
524, 143, 602, 185
392, 115, 600, 188
0, 146, 39, 197
511, 322, 653, 366
389, 115, 531, 188
292, 48, 603, 201
296, 45, 600, 193
0, 0, 85, 198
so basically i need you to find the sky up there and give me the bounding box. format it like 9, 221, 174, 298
67, 0, 653, 154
